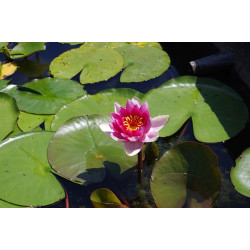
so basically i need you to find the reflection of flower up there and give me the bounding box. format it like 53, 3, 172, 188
100, 97, 169, 156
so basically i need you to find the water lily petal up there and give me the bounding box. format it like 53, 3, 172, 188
114, 102, 121, 113
124, 141, 143, 156
99, 123, 113, 136
126, 99, 134, 112
143, 131, 159, 142
131, 97, 142, 107
111, 133, 127, 142
150, 115, 169, 132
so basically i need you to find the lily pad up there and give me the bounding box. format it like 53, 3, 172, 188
0, 62, 17, 80
230, 148, 250, 197
116, 44, 170, 82
9, 42, 46, 59
0, 199, 25, 208
129, 42, 162, 49
90, 188, 128, 208
50, 46, 124, 84
6, 123, 23, 138
48, 115, 137, 184
81, 42, 129, 49
0, 80, 17, 95
13, 77, 86, 114
144, 76, 248, 143
60, 42, 83, 45
150, 142, 221, 208
0, 131, 65, 206
18, 111, 54, 132
0, 93, 19, 140
51, 88, 143, 130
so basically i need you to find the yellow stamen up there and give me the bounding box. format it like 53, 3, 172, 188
122, 115, 143, 131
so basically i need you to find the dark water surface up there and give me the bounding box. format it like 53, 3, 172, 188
2, 42, 250, 208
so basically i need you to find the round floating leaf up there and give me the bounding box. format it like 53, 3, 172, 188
116, 44, 170, 82
6, 122, 22, 138
0, 199, 25, 208
90, 188, 128, 208
82, 42, 129, 49
9, 42, 46, 59
0, 42, 9, 49
48, 115, 137, 185
144, 76, 249, 142
0, 93, 19, 140
129, 42, 163, 49
0, 131, 65, 206
18, 111, 54, 132
0, 62, 17, 80
50, 47, 124, 84
0, 80, 17, 95
150, 142, 221, 208
51, 88, 143, 130
13, 77, 86, 114
230, 148, 250, 197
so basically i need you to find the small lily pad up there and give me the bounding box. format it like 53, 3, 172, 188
9, 42, 46, 59
230, 148, 250, 197
144, 76, 249, 142
116, 44, 170, 82
0, 131, 65, 206
48, 115, 137, 185
0, 93, 19, 140
51, 88, 143, 130
13, 77, 86, 114
0, 62, 17, 80
90, 188, 128, 208
150, 142, 221, 208
50, 46, 124, 84
18, 111, 54, 132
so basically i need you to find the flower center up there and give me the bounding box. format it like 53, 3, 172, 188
122, 115, 143, 131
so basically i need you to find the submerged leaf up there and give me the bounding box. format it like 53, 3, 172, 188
90, 188, 128, 208
230, 148, 250, 197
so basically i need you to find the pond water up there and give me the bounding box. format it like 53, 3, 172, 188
1, 42, 249, 208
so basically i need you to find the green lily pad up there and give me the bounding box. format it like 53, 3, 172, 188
230, 148, 250, 197
13, 77, 86, 114
51, 88, 143, 130
0, 131, 65, 206
144, 76, 248, 143
6, 123, 23, 138
116, 44, 170, 82
0, 199, 25, 208
0, 42, 9, 52
18, 111, 54, 132
16, 60, 48, 77
150, 142, 221, 208
50, 46, 124, 85
0, 93, 19, 140
81, 42, 129, 49
9, 42, 46, 59
129, 42, 163, 49
90, 188, 128, 208
48, 115, 137, 185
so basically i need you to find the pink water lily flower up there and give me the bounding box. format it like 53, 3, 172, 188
99, 97, 169, 156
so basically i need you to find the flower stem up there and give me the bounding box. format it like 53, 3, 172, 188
138, 150, 143, 186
